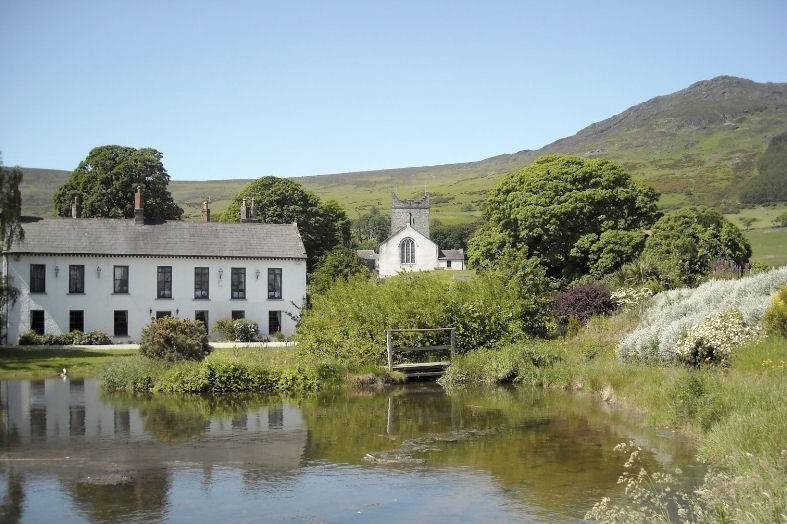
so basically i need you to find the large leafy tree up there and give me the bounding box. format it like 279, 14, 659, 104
309, 246, 370, 296
468, 155, 660, 285
0, 155, 23, 342
351, 206, 389, 249
223, 176, 350, 271
430, 219, 480, 251
53, 146, 183, 221
642, 206, 751, 287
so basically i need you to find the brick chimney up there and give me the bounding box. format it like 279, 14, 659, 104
202, 199, 211, 223
134, 186, 145, 225
249, 198, 256, 220
71, 195, 81, 218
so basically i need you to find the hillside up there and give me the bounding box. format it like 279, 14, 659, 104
16, 76, 787, 222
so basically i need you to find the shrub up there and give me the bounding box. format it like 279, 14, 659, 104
674, 310, 762, 367
17, 329, 112, 345
212, 318, 260, 342
619, 266, 787, 362
139, 317, 211, 362
554, 283, 616, 323
73, 330, 112, 345
297, 271, 545, 366
610, 287, 654, 308
763, 285, 787, 337
642, 206, 751, 288
102, 356, 163, 393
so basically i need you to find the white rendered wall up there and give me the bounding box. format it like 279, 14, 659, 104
437, 259, 465, 270
3, 254, 306, 343
377, 226, 439, 277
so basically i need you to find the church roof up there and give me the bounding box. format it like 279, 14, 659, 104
5, 218, 307, 259
439, 249, 465, 260
356, 249, 378, 260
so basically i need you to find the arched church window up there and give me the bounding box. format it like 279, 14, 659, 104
400, 237, 415, 264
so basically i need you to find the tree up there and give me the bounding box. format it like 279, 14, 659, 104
52, 146, 183, 221
223, 176, 350, 270
642, 206, 752, 287
740, 131, 787, 204
430, 219, 480, 251
309, 246, 370, 295
351, 206, 389, 248
468, 155, 660, 285
0, 158, 24, 250
0, 155, 23, 343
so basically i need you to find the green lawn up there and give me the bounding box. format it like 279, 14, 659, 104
745, 227, 787, 267
0, 347, 138, 379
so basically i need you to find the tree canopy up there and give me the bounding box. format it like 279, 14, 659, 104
351, 206, 389, 249
309, 246, 370, 296
642, 206, 751, 287
223, 176, 350, 270
430, 219, 480, 251
740, 131, 787, 204
0, 158, 24, 250
52, 146, 183, 221
468, 155, 660, 285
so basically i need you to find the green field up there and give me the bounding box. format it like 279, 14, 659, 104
745, 227, 787, 267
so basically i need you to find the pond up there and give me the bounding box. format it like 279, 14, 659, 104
0, 378, 702, 523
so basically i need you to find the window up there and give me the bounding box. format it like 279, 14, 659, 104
267, 268, 282, 299
446, 260, 452, 269
231, 268, 246, 299
30, 264, 46, 293
157, 266, 172, 298
69, 265, 85, 293
30, 310, 45, 335
113, 266, 129, 294
194, 267, 209, 299
195, 310, 209, 331
156, 311, 171, 319
400, 237, 415, 264
231, 310, 245, 320
268, 311, 281, 335
114, 311, 128, 337
69, 310, 84, 332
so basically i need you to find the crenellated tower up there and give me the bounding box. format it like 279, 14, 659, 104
390, 192, 430, 239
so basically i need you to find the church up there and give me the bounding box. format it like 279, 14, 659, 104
358, 193, 466, 277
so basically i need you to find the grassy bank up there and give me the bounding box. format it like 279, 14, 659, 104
101, 347, 402, 395
0, 347, 138, 379
440, 312, 787, 521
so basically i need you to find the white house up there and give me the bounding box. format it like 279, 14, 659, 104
363, 193, 466, 277
1, 190, 307, 344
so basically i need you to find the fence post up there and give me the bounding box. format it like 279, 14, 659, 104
386, 329, 393, 370
449, 327, 455, 360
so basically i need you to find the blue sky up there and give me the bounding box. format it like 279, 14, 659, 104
2, 1, 786, 180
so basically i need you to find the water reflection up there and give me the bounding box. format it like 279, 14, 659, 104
0, 378, 701, 523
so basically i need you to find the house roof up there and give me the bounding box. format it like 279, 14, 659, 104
4, 218, 307, 259
355, 249, 378, 260
439, 249, 465, 260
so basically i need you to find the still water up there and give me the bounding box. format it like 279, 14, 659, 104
0, 378, 700, 523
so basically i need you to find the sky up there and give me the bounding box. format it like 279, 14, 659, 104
2, 1, 786, 181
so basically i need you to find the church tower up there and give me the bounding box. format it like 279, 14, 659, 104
390, 192, 430, 239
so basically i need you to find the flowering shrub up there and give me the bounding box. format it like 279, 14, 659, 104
212, 318, 260, 342
674, 310, 762, 367
553, 283, 616, 323
18, 329, 112, 345
762, 285, 787, 337
619, 265, 787, 362
610, 287, 653, 308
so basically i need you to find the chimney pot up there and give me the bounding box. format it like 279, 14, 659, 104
134, 185, 145, 225
71, 195, 81, 218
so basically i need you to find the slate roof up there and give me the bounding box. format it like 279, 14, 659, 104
438, 249, 465, 260
356, 249, 378, 260
5, 218, 307, 259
